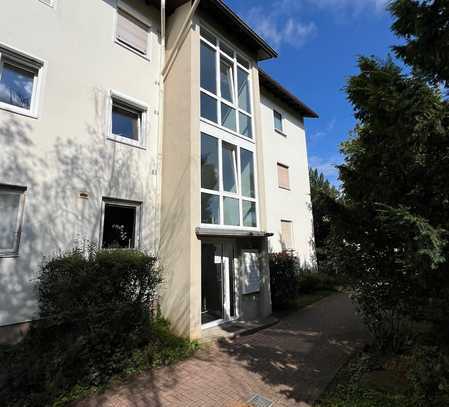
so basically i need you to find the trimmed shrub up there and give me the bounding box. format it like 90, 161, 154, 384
297, 272, 337, 294
269, 250, 299, 309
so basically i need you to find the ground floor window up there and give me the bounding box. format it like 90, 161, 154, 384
101, 199, 141, 249
0, 184, 26, 257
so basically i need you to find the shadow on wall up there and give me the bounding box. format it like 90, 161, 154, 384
0, 90, 159, 326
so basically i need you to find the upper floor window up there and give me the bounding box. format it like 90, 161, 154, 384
200, 27, 253, 140
0, 185, 26, 257
0, 44, 44, 117
116, 4, 150, 58
281, 220, 293, 250
201, 132, 257, 228
277, 163, 290, 190
273, 110, 284, 133
108, 91, 148, 148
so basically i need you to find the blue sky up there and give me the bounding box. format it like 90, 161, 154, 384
224, 0, 397, 186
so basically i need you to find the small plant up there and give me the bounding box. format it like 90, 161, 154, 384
269, 250, 299, 309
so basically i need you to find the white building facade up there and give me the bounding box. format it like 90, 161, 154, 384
0, 0, 317, 341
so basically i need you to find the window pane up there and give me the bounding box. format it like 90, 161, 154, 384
221, 42, 234, 58
200, 42, 216, 94
239, 112, 252, 138
0, 63, 34, 109
223, 197, 240, 226
201, 92, 217, 122
237, 68, 251, 113
0, 192, 20, 251
112, 104, 139, 140
240, 149, 255, 198
220, 58, 234, 103
201, 133, 219, 191
201, 193, 219, 224
221, 103, 236, 131
274, 110, 283, 132
242, 201, 257, 227
102, 204, 137, 249
237, 55, 250, 69
200, 27, 216, 45
222, 142, 237, 193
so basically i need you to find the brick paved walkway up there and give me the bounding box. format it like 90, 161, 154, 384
76, 293, 369, 407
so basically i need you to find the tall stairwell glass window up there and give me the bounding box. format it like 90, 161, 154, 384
200, 27, 253, 140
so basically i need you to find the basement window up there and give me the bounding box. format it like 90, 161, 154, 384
101, 199, 141, 249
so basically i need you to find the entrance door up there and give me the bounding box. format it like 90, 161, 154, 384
201, 240, 236, 326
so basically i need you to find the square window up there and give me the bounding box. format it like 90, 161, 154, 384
102, 200, 140, 249
274, 110, 283, 133
116, 8, 150, 56
0, 46, 43, 116
109, 94, 147, 147
0, 185, 26, 257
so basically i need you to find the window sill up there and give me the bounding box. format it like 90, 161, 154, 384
115, 40, 150, 62
0, 253, 19, 258
107, 135, 147, 150
0, 102, 38, 119
279, 186, 291, 191
275, 128, 287, 137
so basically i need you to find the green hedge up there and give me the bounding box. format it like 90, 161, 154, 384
0, 246, 196, 407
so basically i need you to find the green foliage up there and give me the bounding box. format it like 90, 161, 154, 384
390, 0, 449, 88
0, 247, 195, 407
269, 251, 337, 309
269, 251, 299, 309
408, 346, 449, 407
334, 54, 449, 350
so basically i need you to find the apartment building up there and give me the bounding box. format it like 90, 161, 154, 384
0, 0, 317, 341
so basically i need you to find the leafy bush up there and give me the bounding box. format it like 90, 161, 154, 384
269, 251, 300, 309
0, 246, 197, 407
269, 251, 337, 309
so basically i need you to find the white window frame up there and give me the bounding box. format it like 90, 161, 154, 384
0, 42, 45, 119
100, 197, 142, 250
273, 109, 285, 135
108, 90, 148, 149
200, 122, 259, 231
115, 1, 152, 61
199, 23, 255, 143
0, 184, 26, 258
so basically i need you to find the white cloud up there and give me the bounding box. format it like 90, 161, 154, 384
247, 6, 317, 49
300, 0, 388, 15
309, 155, 342, 183
310, 118, 336, 141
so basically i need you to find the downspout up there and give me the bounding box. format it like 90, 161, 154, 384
154, 0, 166, 254
162, 0, 201, 81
